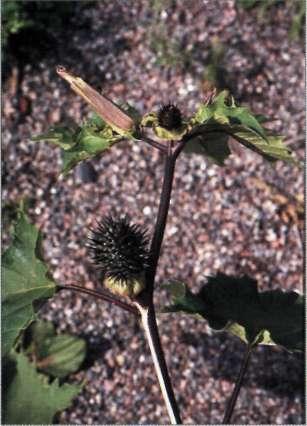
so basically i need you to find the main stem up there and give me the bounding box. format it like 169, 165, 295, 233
136, 142, 182, 424
146, 143, 177, 297
222, 344, 253, 424
136, 302, 182, 424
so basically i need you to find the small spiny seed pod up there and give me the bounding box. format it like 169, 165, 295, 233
157, 104, 182, 130
87, 215, 149, 297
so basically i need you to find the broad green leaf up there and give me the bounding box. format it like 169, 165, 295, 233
2, 209, 56, 357
187, 91, 298, 165
3, 352, 82, 424
61, 128, 120, 175
32, 114, 122, 175
28, 320, 86, 378
164, 273, 304, 351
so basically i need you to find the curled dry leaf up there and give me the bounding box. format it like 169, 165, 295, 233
56, 65, 135, 134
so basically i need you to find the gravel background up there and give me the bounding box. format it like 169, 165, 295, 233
3, 1, 304, 424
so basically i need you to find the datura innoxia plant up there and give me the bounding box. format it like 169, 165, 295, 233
2, 65, 303, 425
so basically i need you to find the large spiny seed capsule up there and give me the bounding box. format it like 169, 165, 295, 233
157, 103, 182, 130
87, 215, 149, 298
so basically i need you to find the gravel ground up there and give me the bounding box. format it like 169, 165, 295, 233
3, 1, 304, 424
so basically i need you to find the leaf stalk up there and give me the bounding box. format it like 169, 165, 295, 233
56, 283, 138, 316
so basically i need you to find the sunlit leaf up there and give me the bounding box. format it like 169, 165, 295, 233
3, 352, 82, 424
2, 209, 56, 357
32, 114, 122, 175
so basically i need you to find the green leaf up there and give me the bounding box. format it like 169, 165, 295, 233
32, 126, 77, 150
61, 127, 120, 175
3, 352, 82, 424
230, 127, 298, 164
193, 90, 265, 137
184, 130, 231, 165
187, 91, 298, 165
28, 320, 86, 378
32, 114, 122, 175
2, 209, 56, 357
164, 273, 304, 351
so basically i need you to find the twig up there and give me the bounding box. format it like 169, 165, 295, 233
222, 344, 253, 424
56, 283, 138, 316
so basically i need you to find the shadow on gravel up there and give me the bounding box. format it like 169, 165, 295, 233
77, 312, 142, 374
181, 331, 304, 398
78, 334, 112, 371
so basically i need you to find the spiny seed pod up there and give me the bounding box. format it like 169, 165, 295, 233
157, 103, 182, 130
87, 216, 149, 297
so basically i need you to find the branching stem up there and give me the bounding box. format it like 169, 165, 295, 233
222, 344, 253, 424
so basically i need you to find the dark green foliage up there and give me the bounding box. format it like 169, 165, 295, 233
164, 273, 304, 351
2, 0, 32, 47
236, 0, 269, 9
2, 0, 75, 48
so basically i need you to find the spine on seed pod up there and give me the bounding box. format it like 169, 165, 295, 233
87, 215, 149, 299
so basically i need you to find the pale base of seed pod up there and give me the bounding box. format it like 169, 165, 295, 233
154, 125, 187, 141
104, 274, 146, 298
